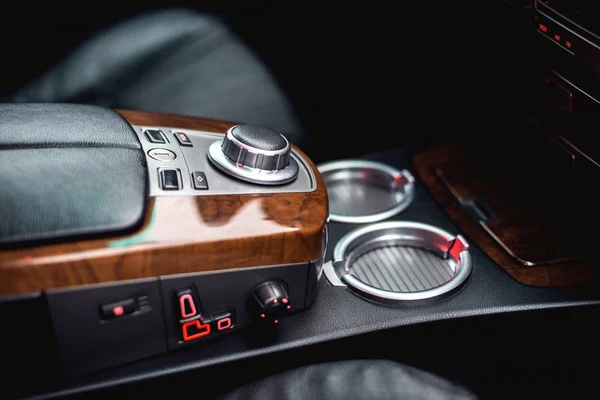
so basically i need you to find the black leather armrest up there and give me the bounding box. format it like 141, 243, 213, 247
0, 103, 147, 246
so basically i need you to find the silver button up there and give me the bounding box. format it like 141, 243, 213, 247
148, 148, 177, 161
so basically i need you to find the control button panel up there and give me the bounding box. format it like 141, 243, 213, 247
179, 311, 235, 342
174, 131, 193, 147
47, 280, 166, 377
144, 129, 167, 144
159, 168, 181, 190
44, 261, 316, 375
148, 148, 177, 161
536, 13, 575, 54
160, 263, 309, 350
192, 171, 209, 190
132, 125, 316, 197
172, 285, 238, 344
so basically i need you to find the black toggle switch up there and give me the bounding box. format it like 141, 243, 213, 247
100, 298, 137, 320
160, 168, 180, 190
144, 129, 166, 144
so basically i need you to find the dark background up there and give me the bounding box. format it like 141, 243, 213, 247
0, 0, 539, 162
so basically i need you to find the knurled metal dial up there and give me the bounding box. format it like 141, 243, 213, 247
208, 125, 299, 185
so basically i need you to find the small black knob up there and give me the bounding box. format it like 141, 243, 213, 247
250, 280, 292, 324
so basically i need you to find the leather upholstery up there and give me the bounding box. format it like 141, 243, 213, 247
215, 360, 478, 400
5, 9, 305, 147
0, 104, 146, 245
0, 103, 141, 148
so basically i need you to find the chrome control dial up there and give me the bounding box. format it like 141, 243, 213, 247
208, 125, 299, 185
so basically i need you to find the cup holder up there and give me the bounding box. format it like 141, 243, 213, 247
318, 160, 415, 223
323, 221, 472, 305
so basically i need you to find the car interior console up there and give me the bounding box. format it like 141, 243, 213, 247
0, 106, 327, 388
4, 3, 600, 398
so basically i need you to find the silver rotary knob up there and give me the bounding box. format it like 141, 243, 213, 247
208, 125, 299, 185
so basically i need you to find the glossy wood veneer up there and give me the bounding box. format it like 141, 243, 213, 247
413, 144, 600, 287
0, 110, 328, 296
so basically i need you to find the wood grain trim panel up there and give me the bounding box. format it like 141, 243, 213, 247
0, 110, 328, 296
413, 145, 600, 287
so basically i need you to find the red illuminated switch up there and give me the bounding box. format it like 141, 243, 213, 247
181, 317, 212, 342
176, 288, 201, 320
100, 298, 136, 320
212, 311, 235, 331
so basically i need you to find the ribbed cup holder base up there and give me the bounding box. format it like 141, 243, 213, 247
324, 221, 472, 305
318, 160, 415, 223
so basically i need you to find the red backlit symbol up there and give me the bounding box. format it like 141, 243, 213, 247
112, 306, 124, 317
554, 34, 561, 41
217, 318, 232, 331
196, 175, 203, 182
179, 134, 187, 141
179, 294, 197, 318
539, 24, 547, 33
182, 319, 211, 341
566, 41, 572, 48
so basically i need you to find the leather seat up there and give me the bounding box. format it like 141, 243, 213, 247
4, 9, 306, 147
215, 360, 478, 400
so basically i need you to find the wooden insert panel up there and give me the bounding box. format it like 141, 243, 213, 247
414, 142, 600, 287
0, 110, 328, 296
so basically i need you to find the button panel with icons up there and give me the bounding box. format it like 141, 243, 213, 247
174, 286, 236, 344
535, 13, 575, 53
132, 125, 316, 197
160, 262, 309, 350
45, 259, 313, 374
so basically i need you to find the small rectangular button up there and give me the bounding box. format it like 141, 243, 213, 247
174, 132, 193, 147
212, 310, 234, 331
160, 169, 180, 190
100, 298, 136, 320
192, 171, 208, 190
144, 129, 166, 144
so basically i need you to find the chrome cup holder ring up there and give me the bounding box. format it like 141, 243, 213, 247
317, 160, 415, 224
323, 221, 472, 306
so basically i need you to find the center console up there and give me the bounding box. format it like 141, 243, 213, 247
4, 7, 600, 395
0, 106, 327, 390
